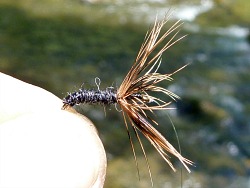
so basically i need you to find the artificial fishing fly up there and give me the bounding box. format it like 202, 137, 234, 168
62, 13, 193, 181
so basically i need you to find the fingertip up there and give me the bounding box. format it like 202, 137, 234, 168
0, 110, 106, 188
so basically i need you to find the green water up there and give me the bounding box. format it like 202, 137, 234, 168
0, 0, 249, 187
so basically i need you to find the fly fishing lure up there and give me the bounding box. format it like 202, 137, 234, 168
62, 14, 193, 178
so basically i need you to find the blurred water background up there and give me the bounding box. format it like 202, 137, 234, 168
0, 0, 249, 187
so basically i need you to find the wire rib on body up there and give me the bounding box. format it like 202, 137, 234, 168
62, 88, 117, 108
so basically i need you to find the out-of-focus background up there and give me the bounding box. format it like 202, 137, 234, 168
0, 0, 249, 187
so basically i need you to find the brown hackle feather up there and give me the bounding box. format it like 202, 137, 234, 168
116, 14, 193, 177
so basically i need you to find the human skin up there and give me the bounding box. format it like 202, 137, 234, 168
0, 72, 106, 188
